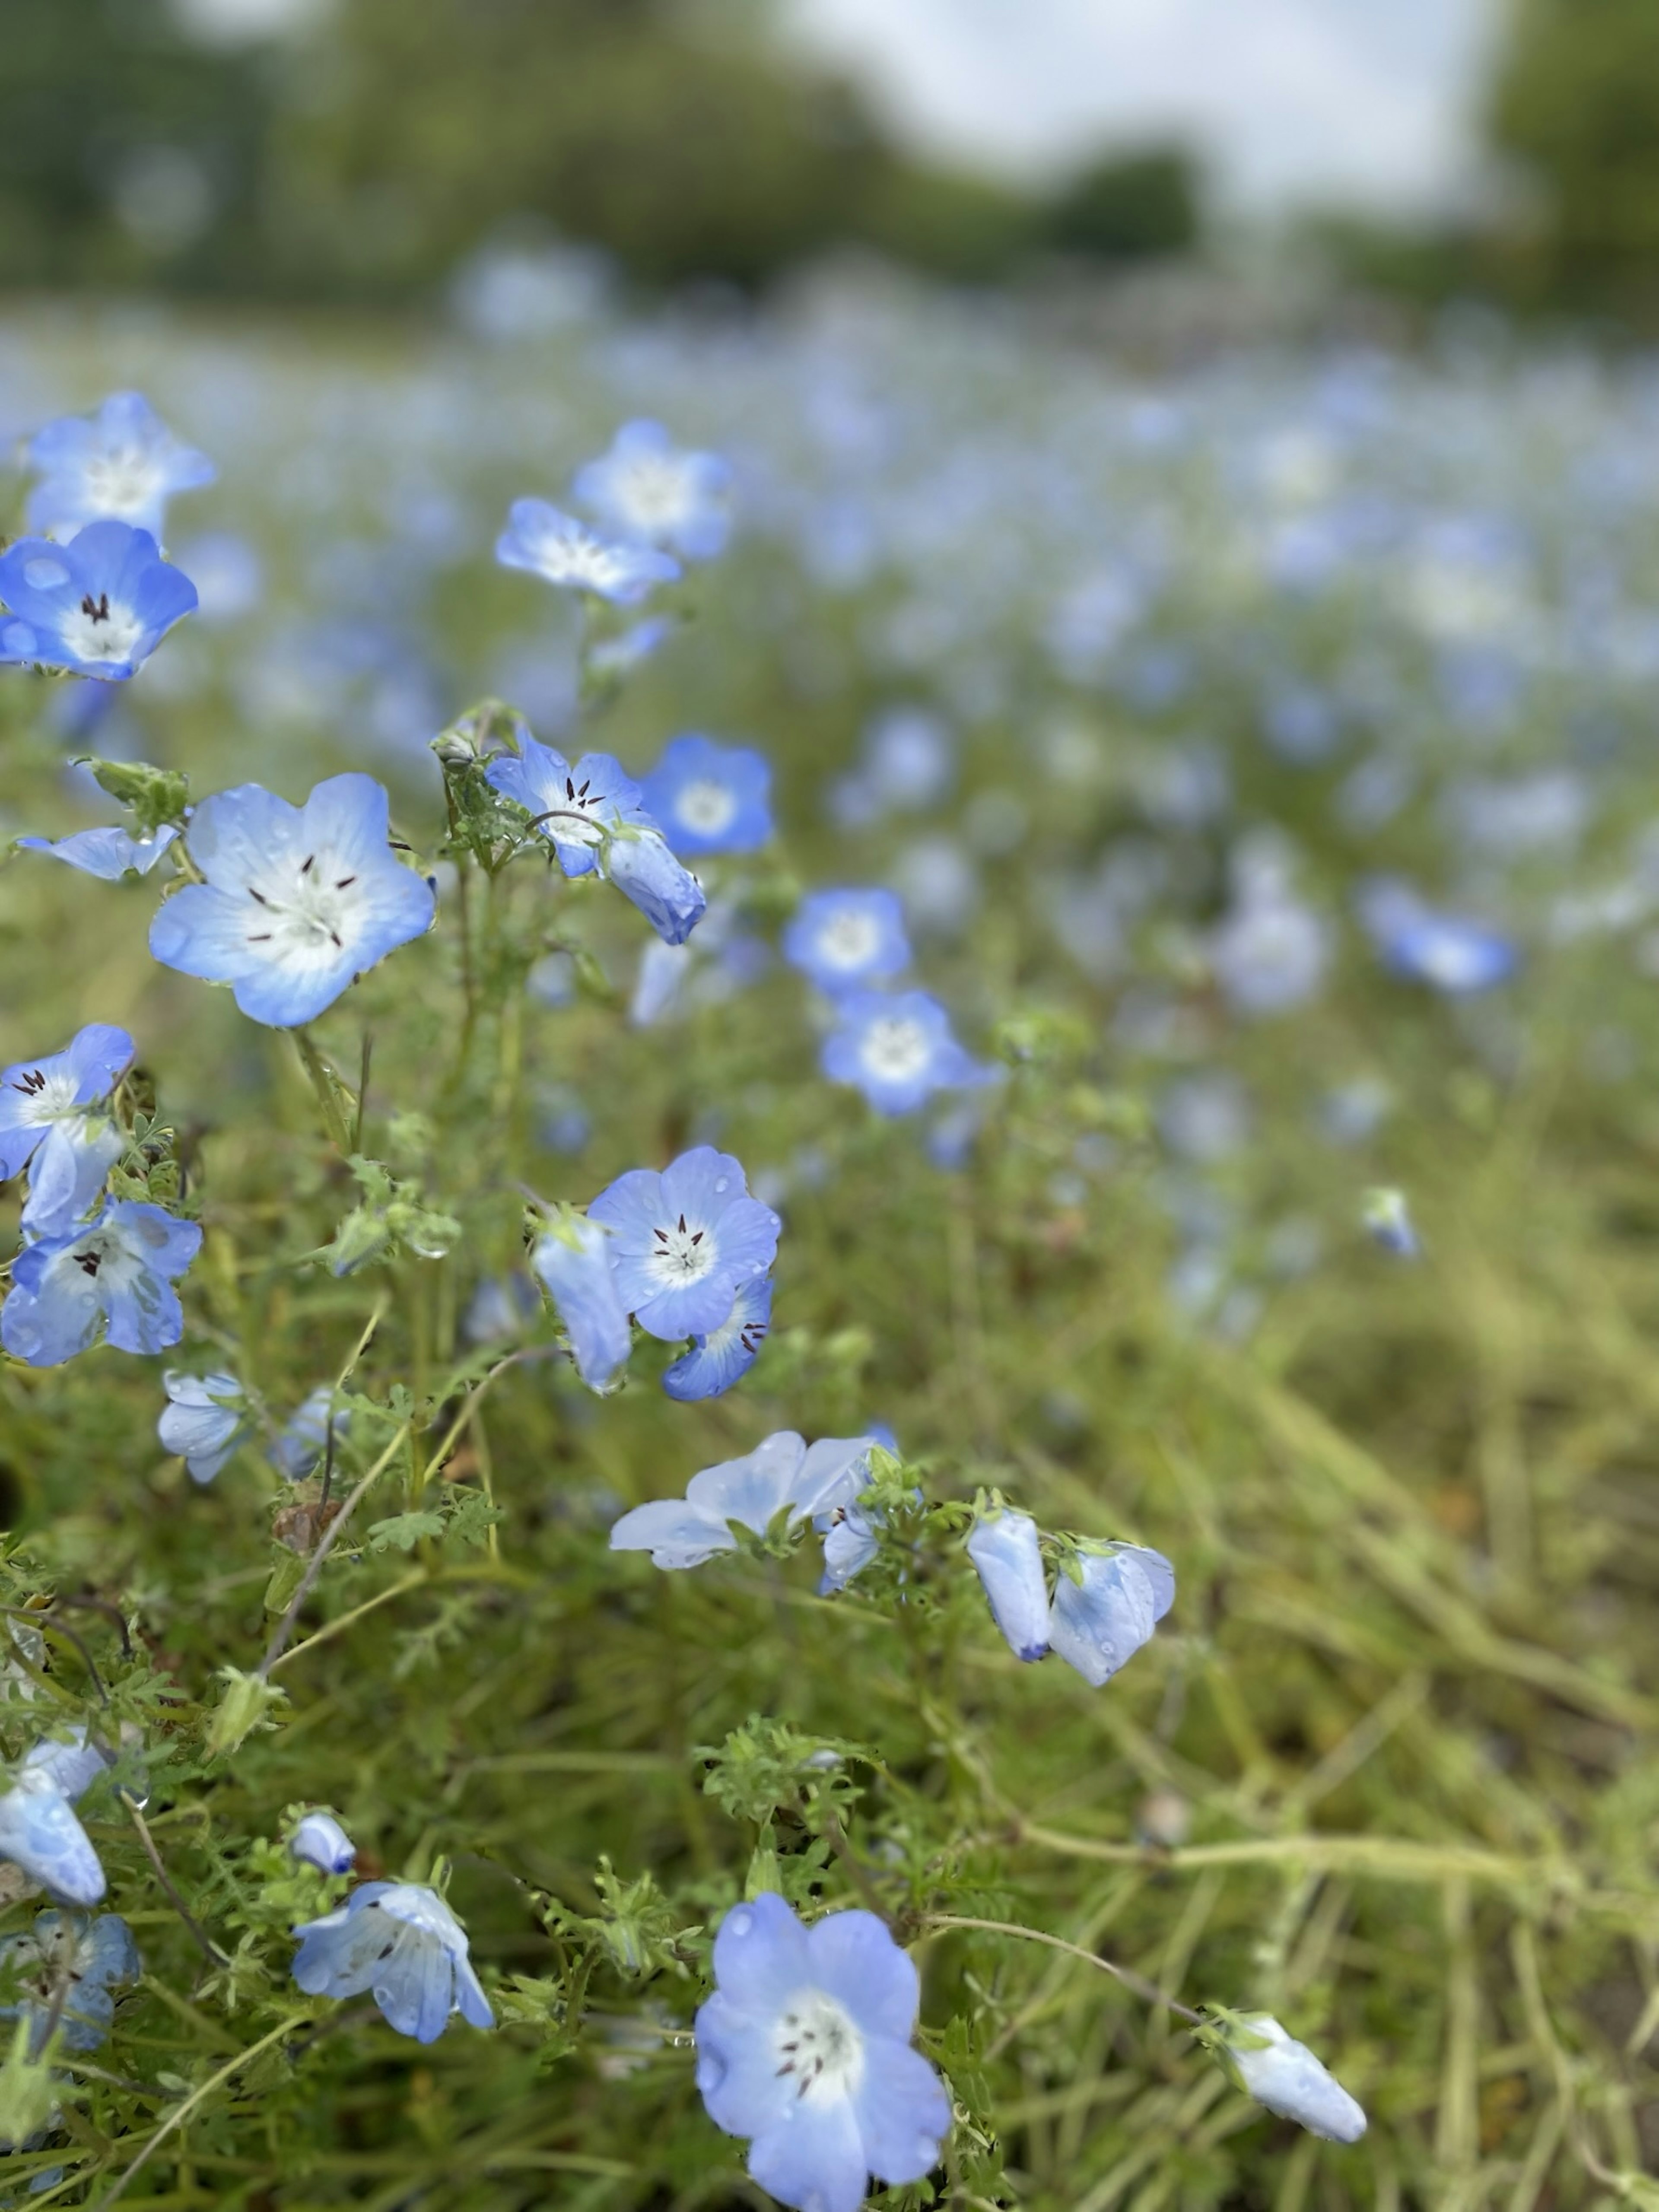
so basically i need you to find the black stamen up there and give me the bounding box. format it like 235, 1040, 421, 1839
335, 876, 356, 889
247, 932, 272, 943
300, 854, 315, 875
248, 887, 270, 906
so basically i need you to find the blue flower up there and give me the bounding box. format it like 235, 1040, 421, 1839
25, 391, 214, 542
20, 1729, 110, 1806
0, 1024, 132, 1200
291, 1882, 493, 2043
289, 1812, 357, 1876
272, 1389, 348, 1480
1357, 878, 1516, 995
605, 827, 708, 946
640, 735, 772, 856
610, 1431, 875, 1570
486, 732, 655, 879
17, 825, 179, 879
0, 521, 197, 680
2, 1200, 201, 1367
783, 890, 910, 995
1220, 2014, 1367, 2143
1362, 1186, 1419, 1259
1047, 1545, 1174, 1687
158, 1370, 249, 1484
496, 499, 680, 604
573, 420, 731, 559
149, 773, 436, 1027
0, 1911, 139, 2055
588, 1146, 779, 1340
820, 991, 982, 1116
966, 1508, 1050, 1663
661, 1275, 772, 1402
818, 1504, 881, 1595
531, 1215, 633, 1391
0, 1768, 105, 1908
694, 1893, 950, 2212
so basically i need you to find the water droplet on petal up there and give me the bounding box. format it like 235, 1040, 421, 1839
714, 1178, 730, 1193
728, 1907, 752, 1936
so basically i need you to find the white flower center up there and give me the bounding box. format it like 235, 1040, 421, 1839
540, 773, 610, 849
615, 456, 690, 532
6, 1068, 83, 1128
674, 779, 737, 837
774, 1990, 864, 2104
57, 594, 145, 667
697, 1291, 768, 1360
242, 851, 363, 967
80, 448, 162, 521
860, 1016, 932, 1084
817, 909, 882, 971
648, 1214, 717, 1284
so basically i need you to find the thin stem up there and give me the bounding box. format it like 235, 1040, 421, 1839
921, 1913, 1204, 2024
120, 1791, 230, 1967
267, 1569, 427, 1676
291, 1030, 354, 1154
257, 1423, 413, 1678
86, 2011, 308, 2211
818, 1808, 897, 1931
0, 1606, 108, 1706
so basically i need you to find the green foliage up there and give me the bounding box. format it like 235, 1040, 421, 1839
1046, 146, 1202, 263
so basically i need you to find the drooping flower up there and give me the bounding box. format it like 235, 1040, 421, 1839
587, 1147, 779, 1341
640, 734, 772, 857
16, 825, 179, 879
1361, 1186, 1419, 1258
0, 522, 198, 680
25, 391, 214, 542
1217, 2013, 1367, 2143
486, 732, 655, 878
821, 991, 983, 1116
291, 1882, 493, 2043
0, 1911, 140, 2054
289, 1812, 356, 1877
605, 827, 708, 946
20, 1729, 110, 1806
609, 1431, 875, 1570
661, 1275, 772, 1402
158, 1370, 249, 1484
148, 773, 436, 1027
1047, 1545, 1175, 1687
0, 1768, 105, 1907
496, 499, 680, 604
783, 890, 910, 996
1, 1201, 201, 1367
573, 420, 731, 559
965, 1508, 1050, 1663
695, 1894, 950, 2212
531, 1215, 632, 1391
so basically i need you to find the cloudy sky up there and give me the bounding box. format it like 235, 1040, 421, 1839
781, 0, 1502, 213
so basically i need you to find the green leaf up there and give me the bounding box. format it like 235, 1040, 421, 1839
365, 1511, 445, 1553
75, 755, 191, 835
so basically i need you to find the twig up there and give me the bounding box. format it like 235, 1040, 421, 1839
922, 1912, 1204, 2024
1, 1605, 108, 1707
266, 1569, 427, 1677
256, 1421, 413, 1678
120, 1792, 229, 1968
44, 1595, 133, 1660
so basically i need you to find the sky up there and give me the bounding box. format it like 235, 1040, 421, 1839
780, 0, 1503, 215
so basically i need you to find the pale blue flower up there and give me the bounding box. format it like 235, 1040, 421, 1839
2, 1201, 201, 1367
1047, 1545, 1174, 1687
784, 890, 910, 995
0, 1027, 132, 1185
966, 1508, 1049, 1663
271, 1389, 347, 1481
0, 1769, 104, 1907
1362, 1187, 1419, 1258
695, 1893, 950, 2212
640, 734, 772, 856
16, 825, 179, 879
1357, 878, 1516, 995
496, 499, 679, 604
821, 991, 982, 1116
573, 420, 731, 559
1220, 2014, 1367, 2143
661, 1275, 772, 1402
20, 1728, 109, 1806
610, 1431, 875, 1571
485, 732, 654, 879
289, 1812, 356, 1877
588, 1146, 779, 1341
25, 391, 213, 541
20, 1118, 124, 1243
605, 828, 708, 945
158, 1370, 248, 1484
531, 1216, 632, 1391
291, 1882, 493, 2043
0, 521, 197, 680
0, 1911, 139, 2054
149, 773, 435, 1027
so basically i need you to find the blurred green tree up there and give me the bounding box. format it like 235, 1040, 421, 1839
1046, 146, 1201, 262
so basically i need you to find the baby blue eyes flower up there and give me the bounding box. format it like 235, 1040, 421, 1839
148, 772, 436, 1028
1357, 878, 1516, 994
0, 521, 198, 681
640, 734, 772, 857
1047, 1546, 1175, 1688
25, 390, 214, 541
661, 1274, 772, 1402
1219, 2014, 1367, 2143
1, 1200, 201, 1368
271, 1389, 348, 1480
588, 1145, 779, 1341
291, 1882, 494, 2044
604, 827, 708, 946
694, 1893, 950, 2212
0, 1911, 140, 2055
0, 1764, 105, 1909
820, 990, 982, 1116
610, 1431, 876, 1570
21, 1729, 110, 1807
289, 1812, 357, 1877
486, 732, 654, 879
573, 419, 732, 560
531, 1216, 633, 1392
496, 499, 680, 604
16, 824, 179, 879
0, 1021, 132, 1185
783, 890, 910, 995
966, 1509, 1050, 1663
1362, 1186, 1419, 1258
158, 1370, 249, 1484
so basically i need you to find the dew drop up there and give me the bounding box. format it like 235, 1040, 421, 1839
728, 1907, 752, 1937
22, 559, 70, 591
714, 1178, 730, 1194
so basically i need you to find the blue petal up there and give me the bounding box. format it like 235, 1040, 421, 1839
966, 1510, 1050, 1662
